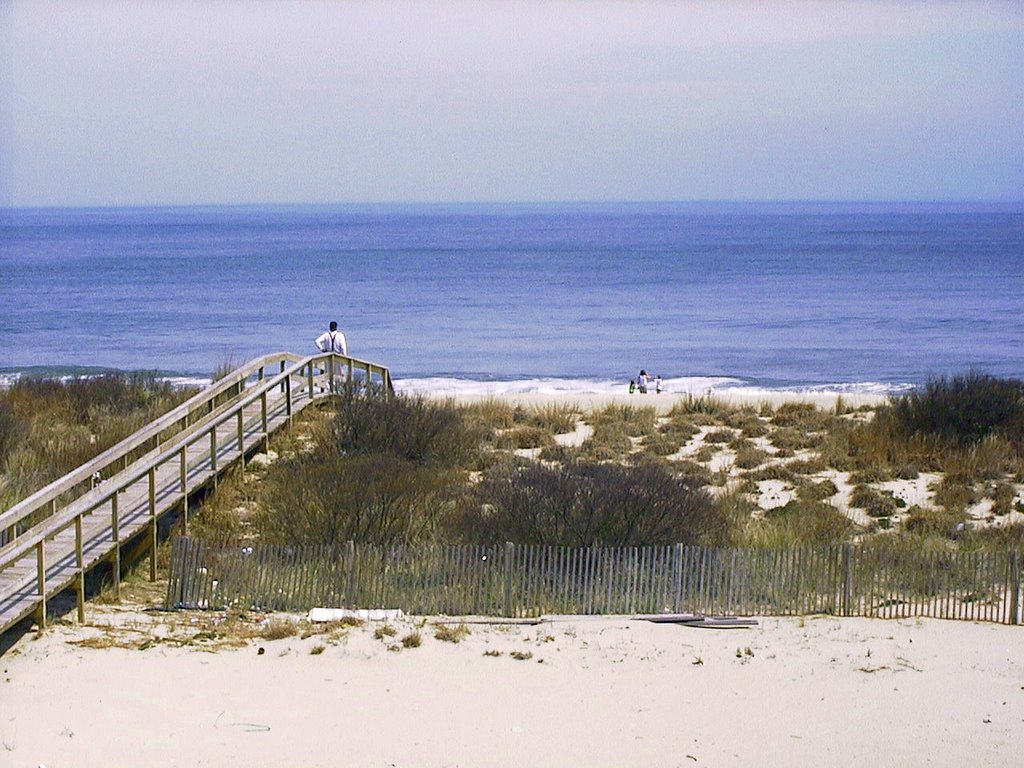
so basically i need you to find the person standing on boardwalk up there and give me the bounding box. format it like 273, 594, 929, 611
315, 321, 348, 356
315, 321, 348, 391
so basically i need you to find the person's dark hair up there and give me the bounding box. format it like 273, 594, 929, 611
329, 321, 338, 331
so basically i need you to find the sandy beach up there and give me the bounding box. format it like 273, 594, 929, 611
1, 602, 1021, 768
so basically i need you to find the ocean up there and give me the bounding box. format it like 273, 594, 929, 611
1, 202, 1022, 398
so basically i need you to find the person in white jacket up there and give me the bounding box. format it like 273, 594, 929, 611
315, 321, 348, 355
315, 321, 348, 391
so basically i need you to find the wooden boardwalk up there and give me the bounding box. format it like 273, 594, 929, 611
0, 352, 393, 635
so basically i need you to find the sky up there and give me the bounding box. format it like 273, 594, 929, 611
1, 0, 1022, 207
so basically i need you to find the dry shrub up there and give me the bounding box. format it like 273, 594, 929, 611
849, 485, 899, 518
733, 445, 769, 469
401, 630, 422, 648
332, 391, 481, 468
495, 426, 555, 450
589, 404, 657, 437
901, 505, 963, 538
743, 465, 797, 483
930, 477, 978, 513
460, 399, 516, 437
770, 402, 835, 432
668, 394, 731, 420
521, 404, 580, 434
673, 460, 713, 486
798, 479, 839, 502
770, 427, 820, 452
704, 429, 734, 444
885, 373, 1024, 448
749, 500, 856, 547
433, 623, 471, 643
580, 422, 633, 458
537, 444, 580, 464
459, 460, 730, 547
642, 433, 684, 457
257, 453, 458, 546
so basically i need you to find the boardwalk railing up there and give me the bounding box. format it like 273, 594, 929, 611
0, 351, 393, 634
168, 538, 1023, 625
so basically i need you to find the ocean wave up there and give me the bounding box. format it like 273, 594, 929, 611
393, 376, 915, 398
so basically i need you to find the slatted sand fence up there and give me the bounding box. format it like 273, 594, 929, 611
167, 538, 1022, 624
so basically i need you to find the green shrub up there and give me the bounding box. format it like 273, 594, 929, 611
885, 373, 1024, 448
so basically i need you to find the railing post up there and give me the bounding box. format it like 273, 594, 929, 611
329, 355, 335, 394
504, 541, 515, 617
75, 515, 85, 623
179, 444, 189, 533
149, 467, 157, 581
210, 427, 218, 474
237, 410, 245, 468
285, 375, 293, 430
307, 361, 315, 399
260, 391, 268, 438
364, 362, 371, 391
280, 360, 286, 393
111, 492, 120, 598
36, 539, 46, 631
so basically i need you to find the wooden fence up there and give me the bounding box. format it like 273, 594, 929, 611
166, 537, 1022, 625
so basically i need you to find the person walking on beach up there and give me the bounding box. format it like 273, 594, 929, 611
315, 321, 348, 356
637, 370, 650, 394
655, 375, 662, 394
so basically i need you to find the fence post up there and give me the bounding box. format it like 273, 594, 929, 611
1010, 551, 1021, 626
504, 541, 515, 617
673, 543, 683, 613
345, 540, 355, 606
841, 544, 852, 617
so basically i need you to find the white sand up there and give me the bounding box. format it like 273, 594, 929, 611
2, 610, 1021, 767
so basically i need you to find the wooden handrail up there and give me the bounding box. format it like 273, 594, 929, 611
0, 352, 305, 538
0, 351, 393, 564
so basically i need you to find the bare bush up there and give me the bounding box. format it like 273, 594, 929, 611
458, 460, 729, 547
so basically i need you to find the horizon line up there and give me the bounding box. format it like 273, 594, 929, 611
3, 198, 1023, 213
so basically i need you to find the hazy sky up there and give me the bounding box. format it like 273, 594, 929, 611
1, 1, 1022, 207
